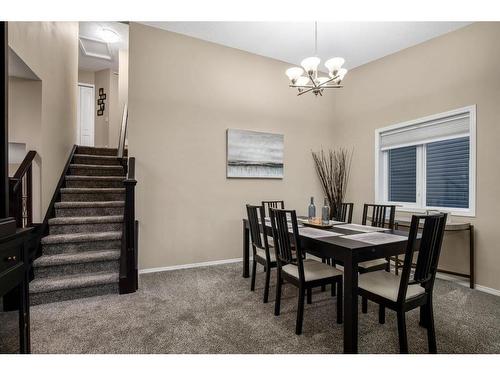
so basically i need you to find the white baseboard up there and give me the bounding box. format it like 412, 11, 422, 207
436, 272, 500, 297
139, 257, 243, 275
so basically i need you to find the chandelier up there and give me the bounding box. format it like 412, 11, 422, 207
285, 22, 347, 97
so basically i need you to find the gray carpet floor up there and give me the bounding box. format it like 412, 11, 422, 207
1, 262, 499, 354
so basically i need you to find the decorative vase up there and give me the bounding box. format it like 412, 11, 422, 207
308, 197, 316, 220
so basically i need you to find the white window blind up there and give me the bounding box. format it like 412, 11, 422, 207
380, 112, 470, 151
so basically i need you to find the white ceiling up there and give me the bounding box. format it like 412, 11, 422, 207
79, 22, 129, 72
141, 22, 471, 70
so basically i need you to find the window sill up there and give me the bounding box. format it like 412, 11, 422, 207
392, 205, 475, 219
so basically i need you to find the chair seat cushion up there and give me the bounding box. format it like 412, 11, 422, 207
282, 259, 343, 282
358, 258, 388, 270
358, 270, 425, 302
256, 248, 276, 262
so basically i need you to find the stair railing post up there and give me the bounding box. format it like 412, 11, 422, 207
26, 164, 32, 227
119, 157, 137, 294
9, 178, 22, 228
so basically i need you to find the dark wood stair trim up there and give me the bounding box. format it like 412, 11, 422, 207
35, 144, 78, 258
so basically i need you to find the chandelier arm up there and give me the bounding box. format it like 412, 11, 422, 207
297, 86, 318, 96
318, 85, 344, 89
317, 74, 340, 87
307, 72, 319, 88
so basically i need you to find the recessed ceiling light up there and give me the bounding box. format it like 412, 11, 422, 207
100, 27, 120, 43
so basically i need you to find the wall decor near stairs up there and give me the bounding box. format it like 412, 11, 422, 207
97, 88, 106, 116
30, 146, 128, 305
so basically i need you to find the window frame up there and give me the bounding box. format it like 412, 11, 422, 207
375, 105, 476, 217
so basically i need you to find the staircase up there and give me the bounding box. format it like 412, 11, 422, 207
30, 146, 126, 305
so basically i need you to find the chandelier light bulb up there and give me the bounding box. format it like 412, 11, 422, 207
100, 27, 121, 43
325, 57, 345, 76
301, 57, 321, 75
296, 76, 311, 87
285, 67, 305, 83
337, 68, 348, 82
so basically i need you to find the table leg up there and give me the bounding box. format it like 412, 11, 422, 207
343, 254, 359, 354
243, 221, 250, 278
469, 224, 475, 289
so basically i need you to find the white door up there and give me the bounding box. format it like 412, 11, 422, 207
78, 84, 95, 146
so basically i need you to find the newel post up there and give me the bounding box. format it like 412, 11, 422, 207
119, 157, 138, 294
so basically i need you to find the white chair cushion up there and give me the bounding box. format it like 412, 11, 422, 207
282, 259, 343, 282
358, 270, 425, 302
256, 248, 276, 262
358, 258, 388, 270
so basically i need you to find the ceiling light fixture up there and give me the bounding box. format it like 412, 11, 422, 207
100, 27, 120, 43
285, 22, 348, 97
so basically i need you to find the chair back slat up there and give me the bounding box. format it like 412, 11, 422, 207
336, 202, 354, 223
246, 204, 267, 251
397, 213, 447, 302
362, 203, 396, 229
269, 208, 305, 280
413, 214, 447, 284
262, 200, 285, 218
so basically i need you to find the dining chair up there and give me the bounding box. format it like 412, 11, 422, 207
357, 213, 447, 353
358, 203, 397, 313
246, 204, 276, 303
261, 200, 285, 218
269, 207, 343, 335
323, 202, 354, 268
336, 202, 354, 223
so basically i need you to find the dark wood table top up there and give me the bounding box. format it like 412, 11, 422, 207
243, 217, 414, 261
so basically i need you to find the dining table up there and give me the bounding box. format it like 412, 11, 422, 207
242, 217, 418, 354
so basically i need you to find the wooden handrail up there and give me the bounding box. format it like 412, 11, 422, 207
119, 156, 138, 294
12, 150, 36, 180
9, 150, 37, 228
117, 104, 128, 158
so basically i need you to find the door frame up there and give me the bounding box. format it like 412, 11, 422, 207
77, 82, 95, 147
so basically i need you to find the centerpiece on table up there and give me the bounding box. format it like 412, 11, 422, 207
309, 147, 353, 224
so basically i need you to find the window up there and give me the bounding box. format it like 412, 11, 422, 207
375, 106, 476, 216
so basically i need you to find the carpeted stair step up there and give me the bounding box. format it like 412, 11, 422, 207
30, 271, 119, 305
65, 175, 124, 188
76, 146, 119, 156
60, 187, 125, 202
55, 201, 125, 217
69, 164, 125, 176
73, 154, 123, 166
49, 215, 123, 234
33, 250, 120, 278
42, 231, 122, 255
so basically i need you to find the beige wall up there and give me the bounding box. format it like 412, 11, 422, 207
9, 22, 79, 214
119, 48, 129, 118
94, 69, 111, 147
128, 23, 336, 270
330, 22, 500, 291
108, 72, 121, 148
78, 69, 94, 85
8, 77, 43, 222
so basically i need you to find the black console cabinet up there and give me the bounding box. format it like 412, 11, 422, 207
0, 228, 33, 353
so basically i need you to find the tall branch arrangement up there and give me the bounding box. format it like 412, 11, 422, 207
312, 148, 353, 220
